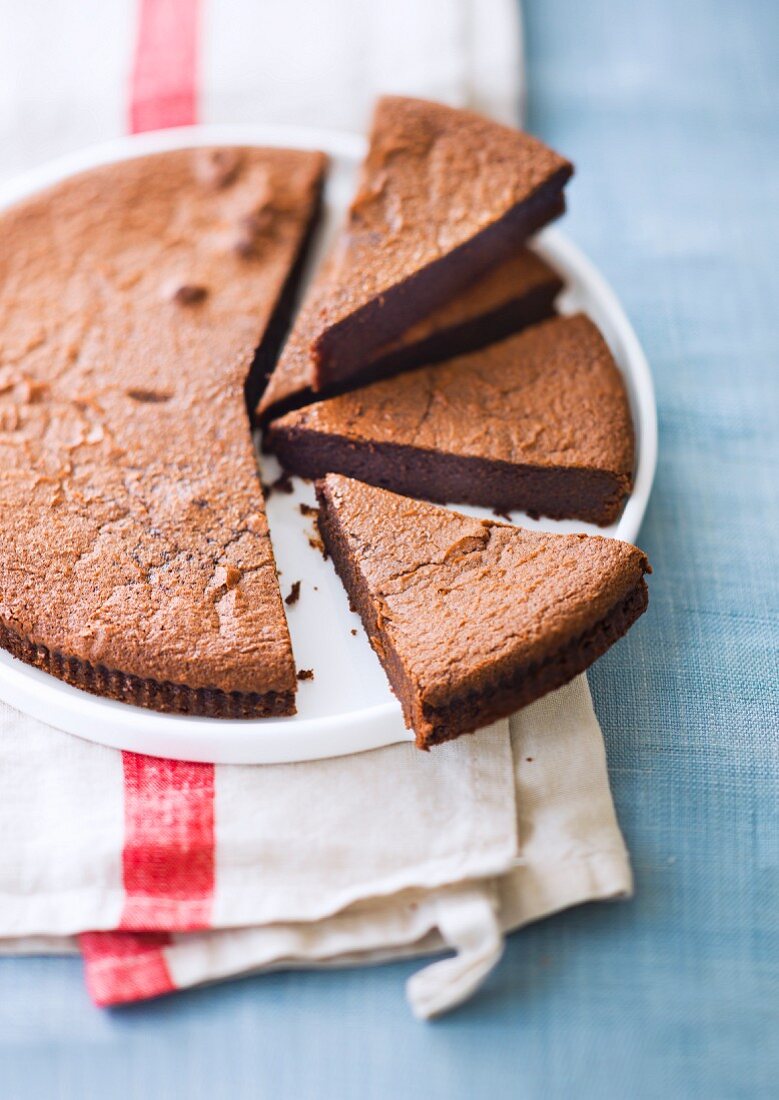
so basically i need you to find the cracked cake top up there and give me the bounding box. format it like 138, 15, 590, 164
0, 146, 325, 707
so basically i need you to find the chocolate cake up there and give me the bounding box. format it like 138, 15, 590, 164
316, 475, 650, 748
256, 247, 563, 421
268, 96, 572, 401
0, 146, 326, 716
267, 314, 635, 526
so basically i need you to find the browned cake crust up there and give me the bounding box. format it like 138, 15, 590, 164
316, 475, 650, 748
268, 314, 635, 526
256, 247, 563, 422
0, 618, 294, 717
267, 96, 572, 402
0, 147, 326, 717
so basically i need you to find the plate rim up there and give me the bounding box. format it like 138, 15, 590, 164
0, 122, 657, 764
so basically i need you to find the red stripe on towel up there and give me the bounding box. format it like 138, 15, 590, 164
93, 751, 216, 1003
80, 0, 215, 1007
119, 754, 216, 931
129, 0, 200, 132
80, 931, 176, 1006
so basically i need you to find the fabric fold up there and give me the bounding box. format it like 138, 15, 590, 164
0, 675, 632, 1012
406, 887, 504, 1019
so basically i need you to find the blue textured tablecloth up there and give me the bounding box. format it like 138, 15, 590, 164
1, 1, 776, 1096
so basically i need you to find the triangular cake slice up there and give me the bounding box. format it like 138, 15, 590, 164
265, 96, 572, 401
267, 314, 634, 527
0, 146, 326, 717
316, 475, 650, 748
256, 247, 563, 421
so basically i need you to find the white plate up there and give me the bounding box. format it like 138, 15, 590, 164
0, 124, 657, 764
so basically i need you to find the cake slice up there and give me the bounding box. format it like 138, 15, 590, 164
0, 146, 326, 717
316, 475, 650, 748
267, 314, 635, 527
256, 247, 563, 421
267, 96, 572, 401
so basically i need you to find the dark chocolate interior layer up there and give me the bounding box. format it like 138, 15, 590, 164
267, 314, 634, 527
314, 185, 568, 386
256, 264, 561, 423
271, 428, 629, 526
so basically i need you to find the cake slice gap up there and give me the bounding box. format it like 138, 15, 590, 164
267, 313, 635, 527
256, 247, 563, 421
257, 95, 572, 416
316, 474, 650, 748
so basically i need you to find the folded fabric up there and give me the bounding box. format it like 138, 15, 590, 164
0, 678, 631, 1015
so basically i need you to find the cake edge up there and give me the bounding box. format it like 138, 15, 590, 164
417, 579, 648, 747
312, 175, 570, 386
0, 616, 297, 719
255, 268, 562, 424
272, 427, 633, 527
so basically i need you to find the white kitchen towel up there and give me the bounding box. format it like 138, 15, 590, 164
0, 0, 523, 185
0, 678, 631, 1016
0, 0, 632, 1017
